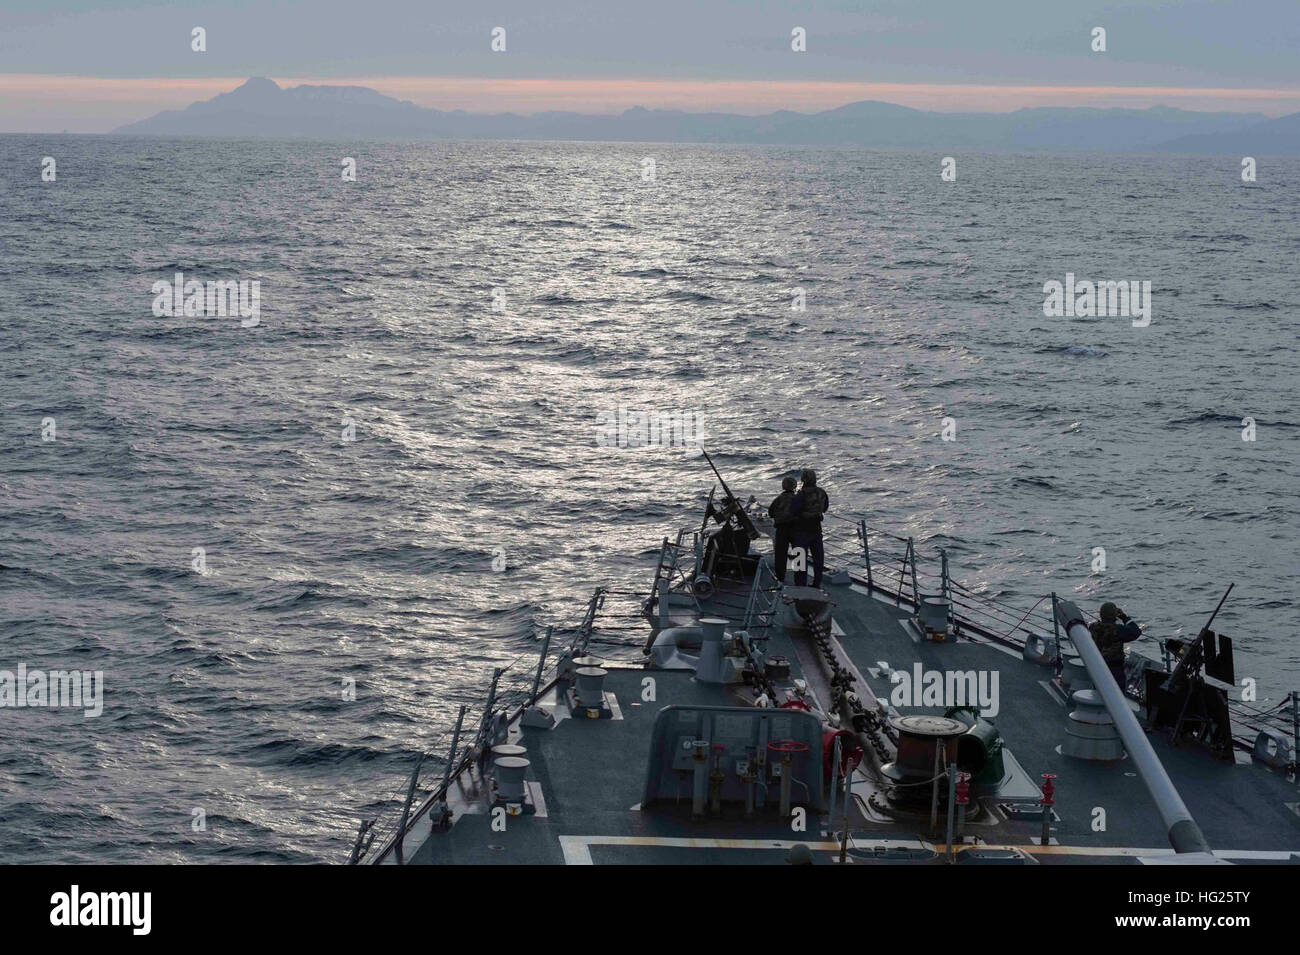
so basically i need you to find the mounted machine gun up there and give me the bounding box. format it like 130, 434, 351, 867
1143, 584, 1236, 760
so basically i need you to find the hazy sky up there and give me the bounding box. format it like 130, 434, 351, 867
3, 0, 1299, 132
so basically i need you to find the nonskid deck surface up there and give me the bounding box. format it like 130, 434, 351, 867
828, 580, 1300, 861
401, 577, 1300, 865
407, 668, 865, 865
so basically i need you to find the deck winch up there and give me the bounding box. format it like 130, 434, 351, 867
880, 715, 967, 807
944, 707, 1006, 788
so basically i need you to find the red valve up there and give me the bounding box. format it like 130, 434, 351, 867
955, 771, 971, 805
767, 739, 810, 755
779, 700, 812, 711
1040, 773, 1057, 806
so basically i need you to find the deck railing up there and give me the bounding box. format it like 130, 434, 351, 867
353, 506, 1296, 863
351, 585, 645, 864
837, 516, 1292, 762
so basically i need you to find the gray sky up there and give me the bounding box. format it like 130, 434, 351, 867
3, 0, 1299, 132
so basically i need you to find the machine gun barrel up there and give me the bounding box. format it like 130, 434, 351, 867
1199, 583, 1234, 635
701, 448, 737, 505
700, 448, 758, 538
1167, 583, 1234, 686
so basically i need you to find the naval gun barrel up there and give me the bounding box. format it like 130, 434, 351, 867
1054, 598, 1212, 856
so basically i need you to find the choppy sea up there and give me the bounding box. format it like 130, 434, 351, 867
1, 137, 1297, 862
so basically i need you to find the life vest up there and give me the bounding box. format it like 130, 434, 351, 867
1089, 620, 1123, 660
802, 486, 828, 519
769, 492, 796, 526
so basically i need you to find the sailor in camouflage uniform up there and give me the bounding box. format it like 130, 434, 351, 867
1089, 601, 1142, 690
790, 469, 830, 589
768, 477, 798, 583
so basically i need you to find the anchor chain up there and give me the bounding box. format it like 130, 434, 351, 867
806, 614, 895, 762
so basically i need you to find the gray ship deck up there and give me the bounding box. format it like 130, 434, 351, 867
376, 561, 1300, 866
828, 581, 1300, 863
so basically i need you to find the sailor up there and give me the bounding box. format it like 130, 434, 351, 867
790, 469, 830, 589
1089, 602, 1142, 689
768, 477, 798, 583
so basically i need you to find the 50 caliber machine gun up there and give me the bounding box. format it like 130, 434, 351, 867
700, 449, 761, 541
694, 450, 764, 594
1143, 584, 1236, 761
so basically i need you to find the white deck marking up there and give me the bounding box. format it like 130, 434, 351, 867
558, 835, 845, 865
526, 780, 548, 818
556, 834, 1300, 864
605, 692, 624, 721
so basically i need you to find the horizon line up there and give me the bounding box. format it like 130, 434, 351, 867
5, 75, 1300, 133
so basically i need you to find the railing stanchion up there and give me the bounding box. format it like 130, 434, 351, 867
896, 539, 910, 606
394, 754, 425, 865
908, 537, 920, 607
348, 819, 375, 865
940, 548, 953, 634
1051, 592, 1062, 671
1292, 692, 1299, 786
478, 667, 505, 756
442, 704, 468, 794
860, 520, 872, 591
529, 628, 553, 705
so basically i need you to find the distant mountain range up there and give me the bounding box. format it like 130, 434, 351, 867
112, 77, 1300, 153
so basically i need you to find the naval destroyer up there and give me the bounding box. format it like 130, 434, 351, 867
348, 456, 1300, 866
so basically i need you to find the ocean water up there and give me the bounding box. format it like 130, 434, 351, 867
1, 137, 1297, 863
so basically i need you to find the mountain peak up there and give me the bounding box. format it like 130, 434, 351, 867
234, 77, 281, 95
111, 78, 1283, 151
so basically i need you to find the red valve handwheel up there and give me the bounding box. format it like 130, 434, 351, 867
767, 739, 810, 754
